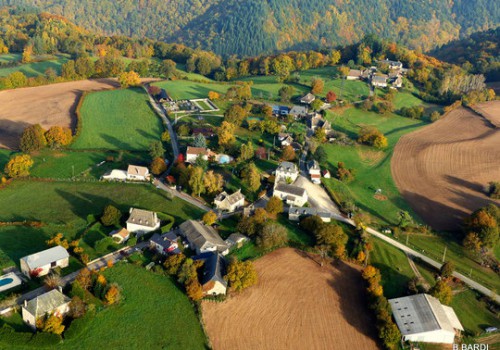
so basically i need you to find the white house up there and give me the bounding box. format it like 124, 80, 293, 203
214, 189, 245, 212
127, 165, 150, 181
275, 161, 299, 183
389, 294, 463, 344
126, 208, 160, 235
225, 233, 249, 249
278, 133, 294, 147
288, 206, 331, 222
193, 252, 227, 296
22, 288, 70, 329
377, 59, 403, 70
20, 246, 69, 278
307, 160, 321, 184
273, 182, 308, 207
178, 220, 229, 255
101, 169, 127, 181
299, 93, 316, 105
186, 146, 210, 163
372, 75, 388, 87
109, 228, 130, 244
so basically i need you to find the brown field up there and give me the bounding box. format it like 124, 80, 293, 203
0, 78, 157, 149
202, 248, 379, 350
392, 103, 500, 231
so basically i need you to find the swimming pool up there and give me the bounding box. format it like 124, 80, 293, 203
0, 278, 13, 287
0, 273, 22, 293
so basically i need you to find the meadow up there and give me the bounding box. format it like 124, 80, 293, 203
71, 88, 163, 151
0, 54, 70, 77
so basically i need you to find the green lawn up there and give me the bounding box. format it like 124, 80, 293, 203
0, 226, 52, 270
451, 289, 500, 336
71, 88, 163, 151
153, 80, 233, 100
0, 54, 70, 77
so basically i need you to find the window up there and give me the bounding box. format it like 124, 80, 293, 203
51, 261, 57, 268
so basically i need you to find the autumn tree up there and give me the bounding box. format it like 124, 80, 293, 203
237, 208, 268, 237
256, 222, 288, 250
266, 196, 284, 215
149, 141, 165, 159
279, 85, 295, 102
203, 170, 224, 194
462, 232, 482, 253
42, 314, 65, 335
75, 268, 92, 291
20, 124, 47, 153
336, 162, 355, 182
271, 54, 294, 82
358, 127, 388, 149
224, 104, 248, 126
313, 146, 327, 165
464, 204, 499, 248
185, 277, 204, 301
208, 91, 220, 100
101, 204, 122, 226
150, 157, 167, 175
242, 162, 261, 192
239, 141, 254, 163
188, 166, 205, 197
487, 182, 500, 199
104, 283, 121, 304
161, 131, 171, 142
326, 91, 337, 103
300, 215, 324, 237
218, 121, 236, 150
311, 78, 324, 94
310, 99, 323, 111
69, 296, 86, 319
316, 225, 348, 259
225, 259, 258, 292
440, 261, 454, 279
430, 280, 453, 305
22, 44, 33, 63
118, 71, 141, 88
4, 154, 34, 178
45, 126, 73, 148
281, 145, 296, 161
164, 253, 187, 275
44, 273, 62, 289
202, 211, 217, 225
338, 66, 350, 77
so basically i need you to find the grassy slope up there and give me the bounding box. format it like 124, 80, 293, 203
71, 88, 163, 151
0, 54, 70, 77
153, 79, 233, 100
451, 289, 500, 335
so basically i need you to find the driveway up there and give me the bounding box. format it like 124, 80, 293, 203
294, 175, 341, 214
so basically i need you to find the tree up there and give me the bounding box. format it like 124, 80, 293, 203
440, 261, 454, 278
311, 78, 324, 94
185, 277, 204, 301
398, 211, 414, 229
278, 85, 295, 102
326, 91, 337, 103
188, 166, 205, 197
163, 253, 186, 275
239, 141, 254, 162
242, 162, 261, 192
45, 126, 72, 148
149, 141, 165, 159
161, 59, 177, 79
203, 170, 224, 194
75, 56, 94, 78
218, 121, 236, 149
300, 215, 324, 236
358, 127, 388, 149
224, 104, 248, 126
161, 131, 171, 142
101, 204, 121, 226
338, 66, 350, 77
61, 60, 77, 80
487, 182, 500, 199
44, 273, 62, 289
281, 145, 296, 161
192, 133, 207, 148
208, 91, 220, 100
266, 196, 284, 215
203, 211, 217, 225
310, 99, 323, 111
375, 101, 394, 115
430, 280, 453, 305
313, 146, 327, 165
463, 232, 482, 253
118, 71, 141, 88
225, 260, 258, 292
313, 127, 327, 143
257, 222, 288, 250
315, 225, 348, 259
465, 205, 499, 248
75, 268, 92, 291
177, 124, 191, 136
69, 296, 86, 319
104, 283, 121, 304
20, 124, 46, 153
4, 154, 34, 178
329, 50, 341, 66
379, 322, 401, 350
42, 314, 65, 335
336, 162, 355, 182
150, 157, 167, 175
21, 45, 33, 63
271, 54, 294, 82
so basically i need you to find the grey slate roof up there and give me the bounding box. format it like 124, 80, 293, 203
289, 105, 307, 116
24, 289, 70, 319
225, 233, 249, 246
127, 208, 159, 228
150, 232, 180, 254
288, 206, 331, 218
274, 183, 306, 197
389, 294, 463, 336
193, 252, 227, 288
277, 161, 298, 173
372, 75, 388, 84
179, 220, 228, 252
21, 246, 69, 270
214, 190, 244, 206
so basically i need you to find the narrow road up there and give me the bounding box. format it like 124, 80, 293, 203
153, 178, 211, 212
405, 252, 431, 291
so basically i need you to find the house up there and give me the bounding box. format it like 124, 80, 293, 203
307, 160, 321, 184
389, 294, 463, 344
214, 189, 245, 212
271, 105, 289, 116
322, 169, 331, 178
22, 288, 70, 329
186, 146, 209, 163
275, 161, 299, 183
299, 93, 316, 105
126, 208, 160, 235
178, 220, 229, 255
278, 133, 294, 147
101, 169, 127, 181
150, 231, 180, 255
273, 182, 308, 207
392, 76, 403, 88
288, 206, 331, 222
20, 246, 69, 278
377, 59, 403, 70
157, 89, 172, 103
307, 113, 332, 134
192, 252, 227, 296
127, 165, 150, 181
347, 69, 362, 80
225, 233, 249, 249
361, 68, 373, 79
110, 228, 130, 244
372, 75, 388, 88
289, 105, 308, 119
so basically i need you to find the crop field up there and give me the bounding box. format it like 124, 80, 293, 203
71, 88, 163, 150
392, 103, 500, 230
0, 54, 70, 77
202, 248, 378, 350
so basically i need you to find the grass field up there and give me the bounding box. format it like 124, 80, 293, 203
0, 54, 70, 77
451, 289, 500, 335
153, 79, 233, 100
71, 88, 163, 151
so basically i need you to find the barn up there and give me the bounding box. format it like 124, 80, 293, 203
388, 294, 463, 344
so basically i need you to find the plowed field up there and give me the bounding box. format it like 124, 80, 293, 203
202, 248, 379, 350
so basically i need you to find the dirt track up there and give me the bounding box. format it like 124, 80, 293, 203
392, 103, 500, 231
202, 248, 379, 350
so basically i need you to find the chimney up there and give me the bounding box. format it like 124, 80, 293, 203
58, 286, 63, 293
24, 300, 27, 308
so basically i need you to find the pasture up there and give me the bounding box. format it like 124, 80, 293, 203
0, 54, 70, 77
153, 80, 233, 100
202, 248, 378, 350
71, 88, 163, 151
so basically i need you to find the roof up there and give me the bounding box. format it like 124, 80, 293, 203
388, 294, 463, 336
289, 105, 307, 115
179, 220, 228, 252
186, 146, 208, 155
373, 75, 388, 83
274, 182, 306, 197
150, 232, 178, 250
193, 252, 227, 288
214, 190, 245, 206
21, 246, 69, 270
276, 161, 298, 173
225, 233, 248, 245
348, 69, 362, 77
24, 289, 70, 318
127, 165, 149, 177
288, 206, 330, 218
127, 208, 158, 228
110, 228, 129, 239
300, 93, 316, 103
307, 160, 320, 171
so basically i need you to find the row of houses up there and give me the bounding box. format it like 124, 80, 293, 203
347, 59, 407, 88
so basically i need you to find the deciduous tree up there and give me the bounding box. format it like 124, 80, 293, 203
256, 222, 288, 250
203, 170, 224, 194
104, 283, 121, 304
188, 166, 205, 197
45, 126, 73, 148
311, 78, 324, 94
20, 124, 46, 153
4, 154, 34, 178
430, 280, 453, 305
118, 71, 141, 88
266, 196, 283, 215
281, 145, 296, 161
163, 253, 187, 275
225, 259, 258, 292
217, 121, 236, 149
242, 162, 261, 192
101, 204, 122, 226
440, 261, 454, 278
185, 277, 203, 301
326, 91, 337, 103
239, 141, 254, 162
149, 141, 165, 159
202, 211, 217, 225
42, 314, 65, 335
150, 157, 167, 175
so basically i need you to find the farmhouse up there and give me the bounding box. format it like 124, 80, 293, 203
178, 220, 229, 255
127, 165, 150, 181
126, 208, 160, 235
389, 294, 463, 344
372, 75, 388, 88
307, 160, 321, 184
150, 231, 180, 255
299, 93, 316, 105
278, 133, 294, 146
377, 59, 403, 70
186, 146, 214, 163
22, 288, 70, 329
20, 246, 69, 278
275, 161, 299, 183
347, 69, 362, 80
307, 113, 332, 134
225, 233, 249, 249
157, 89, 172, 103
288, 206, 331, 222
109, 228, 130, 244
214, 189, 245, 212
289, 105, 308, 119
274, 182, 308, 207
193, 252, 227, 296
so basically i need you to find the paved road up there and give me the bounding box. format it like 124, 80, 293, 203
153, 178, 211, 212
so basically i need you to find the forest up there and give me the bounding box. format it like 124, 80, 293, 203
0, 0, 498, 57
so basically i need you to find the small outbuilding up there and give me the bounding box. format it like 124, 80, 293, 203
20, 246, 69, 278
110, 228, 130, 244
299, 93, 316, 105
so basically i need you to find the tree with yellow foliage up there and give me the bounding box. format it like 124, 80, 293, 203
22, 45, 33, 63
4, 154, 34, 178
41, 314, 65, 335
203, 170, 224, 194
104, 283, 121, 305
208, 91, 220, 100
202, 211, 217, 226
225, 259, 258, 292
185, 277, 204, 301
118, 71, 141, 88
45, 126, 73, 148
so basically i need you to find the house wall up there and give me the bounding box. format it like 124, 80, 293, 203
102, 170, 127, 181
126, 222, 160, 234
186, 154, 208, 163
21, 257, 69, 278
205, 281, 227, 296
274, 189, 307, 207
346, 76, 360, 80
403, 330, 456, 344
22, 308, 36, 329
127, 174, 148, 181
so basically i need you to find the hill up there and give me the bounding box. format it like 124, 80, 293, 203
2, 0, 499, 57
